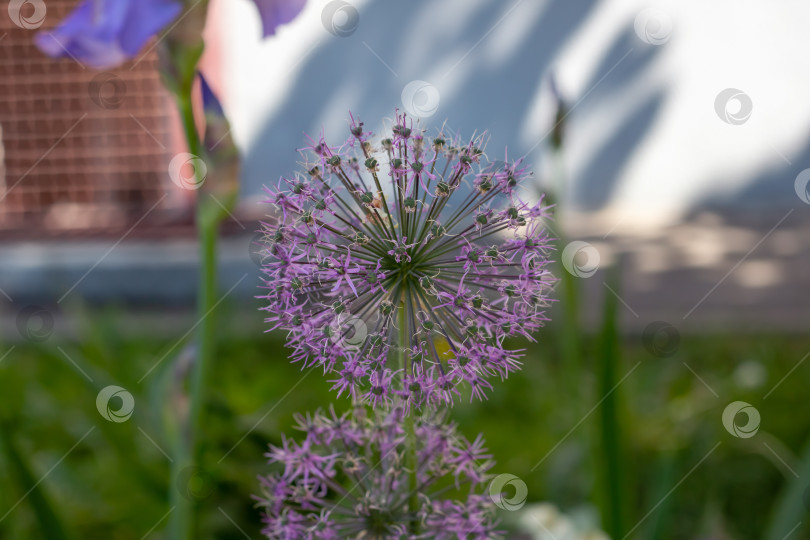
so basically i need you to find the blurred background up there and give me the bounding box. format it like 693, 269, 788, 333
1, 0, 809, 539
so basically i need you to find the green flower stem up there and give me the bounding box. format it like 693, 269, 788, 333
168, 85, 222, 540
405, 411, 419, 534
398, 305, 419, 534
596, 263, 628, 539
551, 147, 583, 415
549, 146, 587, 448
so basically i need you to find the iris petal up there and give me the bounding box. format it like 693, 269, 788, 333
35, 0, 182, 69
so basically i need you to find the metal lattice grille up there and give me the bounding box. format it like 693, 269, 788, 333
0, 0, 181, 235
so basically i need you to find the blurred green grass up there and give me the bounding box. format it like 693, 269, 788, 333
1, 304, 808, 539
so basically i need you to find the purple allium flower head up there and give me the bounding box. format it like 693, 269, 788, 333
256, 406, 501, 539
258, 111, 555, 408
34, 0, 183, 69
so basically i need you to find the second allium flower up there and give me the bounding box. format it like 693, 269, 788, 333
259, 111, 555, 408
257, 406, 499, 539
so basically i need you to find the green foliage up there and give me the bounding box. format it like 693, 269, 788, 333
1, 304, 809, 539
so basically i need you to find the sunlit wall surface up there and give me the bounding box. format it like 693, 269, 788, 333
216, 0, 810, 228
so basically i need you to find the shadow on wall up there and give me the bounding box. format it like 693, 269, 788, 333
695, 130, 810, 215
242, 0, 666, 213
572, 26, 664, 209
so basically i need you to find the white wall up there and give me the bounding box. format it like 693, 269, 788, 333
217, 0, 810, 229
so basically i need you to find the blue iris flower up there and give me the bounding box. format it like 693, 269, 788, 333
36, 0, 306, 69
